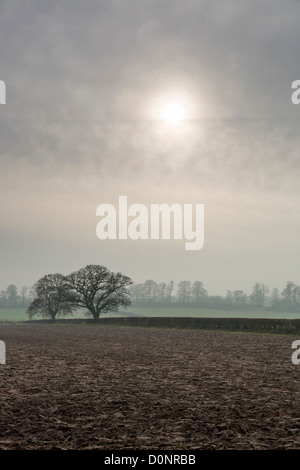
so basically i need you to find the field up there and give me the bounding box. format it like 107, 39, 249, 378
129, 307, 300, 319
1, 323, 300, 450
1, 306, 300, 322
0, 308, 91, 322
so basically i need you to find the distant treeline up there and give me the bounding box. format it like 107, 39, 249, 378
129, 280, 300, 312
2, 280, 300, 313
0, 285, 33, 308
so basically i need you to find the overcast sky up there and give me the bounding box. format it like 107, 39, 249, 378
1, 0, 300, 295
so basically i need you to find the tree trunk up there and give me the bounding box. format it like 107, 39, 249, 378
93, 311, 100, 322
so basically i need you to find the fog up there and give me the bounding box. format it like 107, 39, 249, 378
1, 0, 300, 294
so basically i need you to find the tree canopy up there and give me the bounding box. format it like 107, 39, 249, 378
27, 265, 133, 321
27, 273, 75, 321
66, 265, 133, 321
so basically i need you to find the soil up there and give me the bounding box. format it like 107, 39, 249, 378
0, 323, 300, 450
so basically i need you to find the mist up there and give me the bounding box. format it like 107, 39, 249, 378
1, 0, 300, 294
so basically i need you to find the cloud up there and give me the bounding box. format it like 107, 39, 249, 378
1, 0, 300, 290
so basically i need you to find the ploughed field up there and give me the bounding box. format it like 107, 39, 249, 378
0, 324, 300, 450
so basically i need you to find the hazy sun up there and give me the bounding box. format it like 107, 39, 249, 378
162, 103, 186, 124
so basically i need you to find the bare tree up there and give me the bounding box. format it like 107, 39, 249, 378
250, 282, 269, 308
192, 281, 208, 306
20, 286, 29, 307
6, 284, 19, 308
232, 290, 247, 306
27, 274, 75, 321
281, 281, 300, 309
143, 280, 158, 304
282, 281, 295, 308
66, 265, 133, 321
0, 290, 7, 308
177, 281, 192, 305
128, 283, 146, 306
165, 281, 174, 305
226, 289, 247, 308
271, 287, 281, 309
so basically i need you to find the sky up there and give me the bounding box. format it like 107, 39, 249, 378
1, 0, 300, 296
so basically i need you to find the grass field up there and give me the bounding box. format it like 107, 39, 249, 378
1, 306, 300, 321
0, 308, 28, 322
0, 308, 93, 322
128, 306, 300, 319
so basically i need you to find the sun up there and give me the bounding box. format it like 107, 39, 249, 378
146, 90, 195, 125
162, 103, 186, 124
